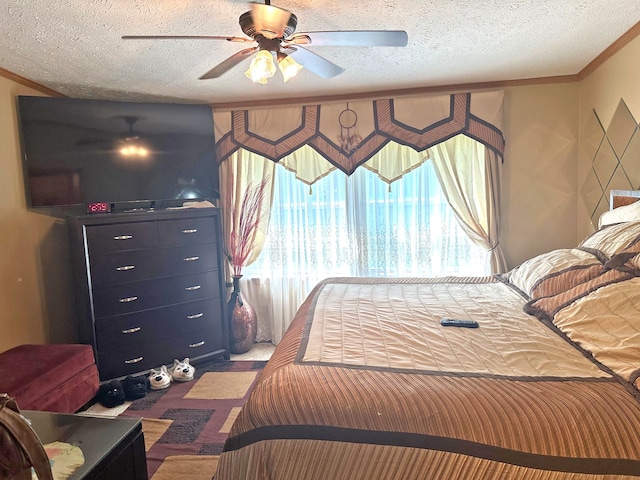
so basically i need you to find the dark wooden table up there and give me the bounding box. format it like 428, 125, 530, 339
25, 410, 148, 479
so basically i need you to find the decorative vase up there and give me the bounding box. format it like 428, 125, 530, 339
227, 275, 257, 354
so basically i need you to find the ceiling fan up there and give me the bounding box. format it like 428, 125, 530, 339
122, 1, 408, 84
78, 116, 150, 157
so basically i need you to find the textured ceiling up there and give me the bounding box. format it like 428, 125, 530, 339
2, 1, 640, 106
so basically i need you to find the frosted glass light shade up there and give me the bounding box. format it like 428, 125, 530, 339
245, 50, 277, 84
278, 54, 303, 82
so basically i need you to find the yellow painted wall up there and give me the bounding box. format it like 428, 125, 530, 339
0, 77, 77, 351
578, 35, 640, 239
501, 83, 579, 268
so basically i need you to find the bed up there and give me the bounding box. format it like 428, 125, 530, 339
215, 190, 640, 479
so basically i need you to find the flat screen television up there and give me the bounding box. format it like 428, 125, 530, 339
17, 96, 219, 213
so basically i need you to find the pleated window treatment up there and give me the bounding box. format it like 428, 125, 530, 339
214, 92, 504, 183
214, 91, 506, 343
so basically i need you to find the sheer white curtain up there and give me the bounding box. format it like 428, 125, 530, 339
219, 150, 275, 281
430, 135, 507, 273
242, 158, 489, 344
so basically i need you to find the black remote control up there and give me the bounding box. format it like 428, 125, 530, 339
440, 318, 479, 328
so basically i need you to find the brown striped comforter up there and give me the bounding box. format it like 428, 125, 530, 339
215, 277, 640, 479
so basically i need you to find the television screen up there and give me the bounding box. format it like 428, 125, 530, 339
17, 96, 219, 211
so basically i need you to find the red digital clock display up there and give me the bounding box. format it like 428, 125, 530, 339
86, 202, 111, 214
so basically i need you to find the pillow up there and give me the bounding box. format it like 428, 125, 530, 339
579, 221, 640, 257
533, 245, 640, 300
598, 200, 640, 228
533, 241, 640, 299
530, 263, 604, 299
504, 248, 602, 298
552, 278, 640, 389
524, 267, 634, 321
603, 240, 640, 275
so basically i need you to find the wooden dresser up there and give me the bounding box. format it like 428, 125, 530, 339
67, 208, 228, 381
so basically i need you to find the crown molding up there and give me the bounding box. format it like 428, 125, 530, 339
578, 20, 640, 80
209, 75, 578, 110
0, 67, 65, 97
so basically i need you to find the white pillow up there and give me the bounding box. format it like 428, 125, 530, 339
505, 248, 601, 298
598, 200, 640, 228
579, 221, 640, 257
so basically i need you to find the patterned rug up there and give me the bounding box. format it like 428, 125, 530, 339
118, 360, 266, 480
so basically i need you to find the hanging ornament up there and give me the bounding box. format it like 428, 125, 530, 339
337, 103, 362, 154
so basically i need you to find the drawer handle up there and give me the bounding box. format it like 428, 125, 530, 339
122, 327, 141, 334
119, 296, 138, 303
183, 256, 200, 262
182, 229, 198, 234
113, 235, 133, 240
187, 312, 204, 319
185, 285, 201, 291
124, 356, 143, 364
116, 265, 136, 271
189, 341, 205, 348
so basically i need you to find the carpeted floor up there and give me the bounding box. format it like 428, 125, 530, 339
117, 360, 266, 480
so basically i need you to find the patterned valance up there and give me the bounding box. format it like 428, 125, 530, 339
214, 91, 504, 185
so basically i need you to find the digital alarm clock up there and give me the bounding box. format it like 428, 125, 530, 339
86, 202, 111, 214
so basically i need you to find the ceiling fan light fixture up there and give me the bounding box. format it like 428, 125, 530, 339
118, 137, 149, 158
277, 52, 303, 82
123, 3, 408, 83
250, 3, 293, 39
119, 144, 149, 158
245, 49, 277, 83
116, 116, 150, 158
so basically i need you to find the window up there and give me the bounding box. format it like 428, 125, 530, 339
244, 160, 489, 282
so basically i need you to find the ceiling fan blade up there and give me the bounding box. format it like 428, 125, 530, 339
122, 35, 252, 43
286, 30, 408, 47
199, 47, 258, 79
250, 2, 292, 39
284, 46, 344, 79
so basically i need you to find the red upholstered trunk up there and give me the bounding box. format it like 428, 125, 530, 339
0, 344, 99, 412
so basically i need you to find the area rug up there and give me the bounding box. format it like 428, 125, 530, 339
118, 360, 266, 480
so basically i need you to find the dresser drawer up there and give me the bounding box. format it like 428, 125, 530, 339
158, 216, 217, 247
85, 222, 158, 253
97, 346, 167, 380
158, 328, 225, 362
95, 299, 223, 353
90, 244, 220, 287
97, 328, 225, 380
92, 271, 220, 318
